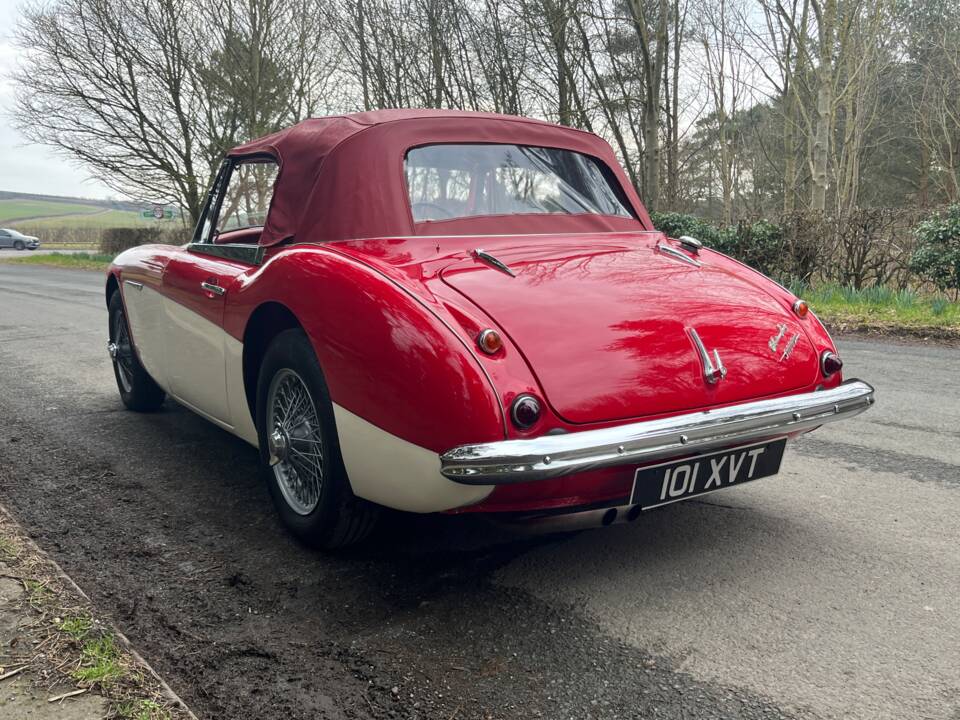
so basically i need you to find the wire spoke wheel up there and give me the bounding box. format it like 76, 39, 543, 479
266, 368, 324, 515
111, 308, 135, 393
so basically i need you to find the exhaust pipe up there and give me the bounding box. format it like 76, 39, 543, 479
497, 503, 643, 533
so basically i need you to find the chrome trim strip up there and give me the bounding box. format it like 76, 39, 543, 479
440, 380, 875, 484
656, 242, 701, 267
123, 280, 144, 291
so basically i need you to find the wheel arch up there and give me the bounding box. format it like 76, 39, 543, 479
105, 272, 120, 308
242, 301, 305, 422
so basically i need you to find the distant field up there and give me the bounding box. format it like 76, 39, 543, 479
0, 198, 101, 224
15, 209, 156, 229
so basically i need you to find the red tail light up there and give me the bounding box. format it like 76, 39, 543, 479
511, 394, 542, 429
821, 351, 843, 376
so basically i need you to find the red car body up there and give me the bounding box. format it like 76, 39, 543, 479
107, 109, 874, 531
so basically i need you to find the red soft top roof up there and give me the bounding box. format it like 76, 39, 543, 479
227, 109, 651, 246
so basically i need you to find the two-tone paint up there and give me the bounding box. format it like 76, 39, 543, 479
107, 109, 869, 520
108, 228, 845, 515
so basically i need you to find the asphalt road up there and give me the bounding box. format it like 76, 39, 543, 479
0, 263, 957, 720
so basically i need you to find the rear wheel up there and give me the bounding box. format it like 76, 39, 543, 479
13, 240, 24, 251
256, 329, 378, 548
107, 291, 165, 411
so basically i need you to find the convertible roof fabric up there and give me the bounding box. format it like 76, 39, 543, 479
227, 109, 651, 247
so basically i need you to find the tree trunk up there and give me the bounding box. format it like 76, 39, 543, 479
783, 90, 797, 213
809, 0, 836, 212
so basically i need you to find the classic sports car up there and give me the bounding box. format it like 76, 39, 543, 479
106, 109, 875, 547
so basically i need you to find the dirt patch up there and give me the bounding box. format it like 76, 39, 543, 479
0, 506, 195, 720
822, 317, 960, 346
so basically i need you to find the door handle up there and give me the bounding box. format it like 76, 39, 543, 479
200, 281, 226, 297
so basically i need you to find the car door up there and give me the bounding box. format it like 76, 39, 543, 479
0, 230, 10, 248
160, 157, 277, 428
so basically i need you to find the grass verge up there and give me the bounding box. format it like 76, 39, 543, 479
0, 251, 113, 271
790, 282, 960, 340
0, 506, 189, 719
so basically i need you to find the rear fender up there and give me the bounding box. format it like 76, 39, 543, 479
224, 247, 505, 454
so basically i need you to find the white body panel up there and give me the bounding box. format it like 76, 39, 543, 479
122, 283, 256, 443
161, 295, 232, 424
333, 404, 493, 512
121, 282, 168, 388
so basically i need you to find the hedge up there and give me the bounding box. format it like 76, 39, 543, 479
99, 227, 190, 255
651, 207, 942, 291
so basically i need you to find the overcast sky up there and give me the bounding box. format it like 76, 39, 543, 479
0, 0, 113, 199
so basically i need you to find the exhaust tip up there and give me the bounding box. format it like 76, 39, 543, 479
601, 508, 618, 526
627, 505, 642, 522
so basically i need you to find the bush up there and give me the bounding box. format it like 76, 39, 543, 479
649, 211, 727, 247
910, 205, 960, 299
653, 208, 931, 289
99, 227, 162, 255
651, 212, 786, 279
99, 227, 188, 255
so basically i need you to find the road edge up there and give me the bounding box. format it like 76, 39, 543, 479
0, 501, 200, 720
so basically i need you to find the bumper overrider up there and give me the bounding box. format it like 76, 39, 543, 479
440, 380, 875, 484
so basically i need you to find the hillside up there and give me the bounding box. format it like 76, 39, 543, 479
0, 192, 178, 231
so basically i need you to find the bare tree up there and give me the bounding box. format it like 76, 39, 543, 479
696, 0, 746, 223
15, 0, 333, 222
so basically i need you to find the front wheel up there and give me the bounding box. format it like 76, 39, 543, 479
107, 291, 165, 411
13, 241, 24, 251
256, 329, 378, 548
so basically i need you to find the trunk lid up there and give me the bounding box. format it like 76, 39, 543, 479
440, 233, 820, 424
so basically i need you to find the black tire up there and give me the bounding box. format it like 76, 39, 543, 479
256, 329, 378, 549
108, 290, 165, 411
13, 241, 24, 251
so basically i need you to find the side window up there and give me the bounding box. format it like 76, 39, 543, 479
217, 160, 279, 235
197, 157, 279, 245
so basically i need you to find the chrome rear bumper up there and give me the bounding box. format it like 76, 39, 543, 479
440, 380, 875, 484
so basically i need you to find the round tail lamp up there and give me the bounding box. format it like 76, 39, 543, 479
477, 328, 503, 355
793, 299, 809, 318
511, 394, 542, 430
821, 351, 843, 376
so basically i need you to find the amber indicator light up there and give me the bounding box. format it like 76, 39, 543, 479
793, 299, 809, 318
477, 328, 503, 354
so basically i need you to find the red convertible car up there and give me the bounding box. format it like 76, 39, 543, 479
106, 109, 874, 547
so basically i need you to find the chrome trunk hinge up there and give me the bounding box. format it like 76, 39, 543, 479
656, 242, 701, 267
472, 249, 516, 277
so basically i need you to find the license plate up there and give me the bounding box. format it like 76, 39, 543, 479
629, 438, 787, 510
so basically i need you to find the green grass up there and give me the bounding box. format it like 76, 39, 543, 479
116, 699, 172, 720
0, 198, 101, 224
794, 282, 960, 331
73, 633, 124, 684
0, 537, 18, 560
59, 615, 93, 641
0, 251, 113, 270
14, 209, 158, 229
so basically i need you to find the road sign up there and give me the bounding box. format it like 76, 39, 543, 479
140, 207, 175, 220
